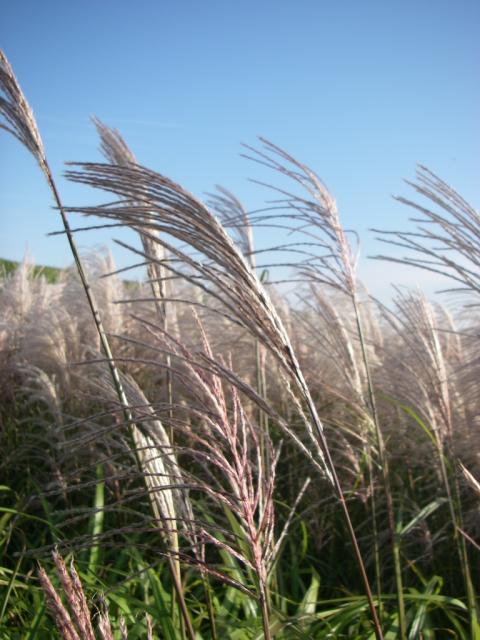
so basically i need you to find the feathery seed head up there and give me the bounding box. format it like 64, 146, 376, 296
0, 49, 46, 167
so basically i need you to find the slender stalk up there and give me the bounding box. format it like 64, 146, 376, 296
365, 447, 383, 617
296, 372, 383, 640
201, 571, 218, 640
145, 249, 174, 438
256, 339, 268, 468
352, 293, 406, 639
259, 584, 272, 640
438, 445, 478, 637
166, 556, 195, 640
256, 269, 271, 474
147, 260, 182, 640
45, 166, 131, 412
87, 463, 105, 576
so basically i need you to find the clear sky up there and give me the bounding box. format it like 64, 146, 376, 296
0, 1, 478, 298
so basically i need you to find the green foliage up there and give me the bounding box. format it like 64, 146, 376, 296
0, 258, 60, 283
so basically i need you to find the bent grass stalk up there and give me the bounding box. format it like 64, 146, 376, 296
63, 160, 383, 638
0, 50, 195, 640
91, 117, 195, 639
243, 138, 404, 635
59, 163, 382, 638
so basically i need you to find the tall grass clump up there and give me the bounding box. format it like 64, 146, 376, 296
241, 138, 409, 635
62, 150, 383, 634
373, 169, 480, 636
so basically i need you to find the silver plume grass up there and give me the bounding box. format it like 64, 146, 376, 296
0, 50, 46, 168
38, 552, 96, 640
242, 137, 358, 295
0, 51, 138, 483
64, 156, 383, 637
372, 166, 480, 301
206, 185, 256, 268
91, 117, 169, 322
64, 160, 332, 471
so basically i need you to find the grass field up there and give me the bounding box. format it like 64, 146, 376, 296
1, 49, 479, 639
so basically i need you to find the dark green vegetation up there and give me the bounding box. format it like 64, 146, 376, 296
1, 50, 479, 639
0, 258, 60, 283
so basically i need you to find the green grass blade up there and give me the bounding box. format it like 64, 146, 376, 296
400, 499, 447, 538
298, 569, 320, 616
87, 463, 105, 576
408, 576, 441, 639
0, 551, 23, 623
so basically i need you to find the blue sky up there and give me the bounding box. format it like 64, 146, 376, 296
1, 1, 478, 297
